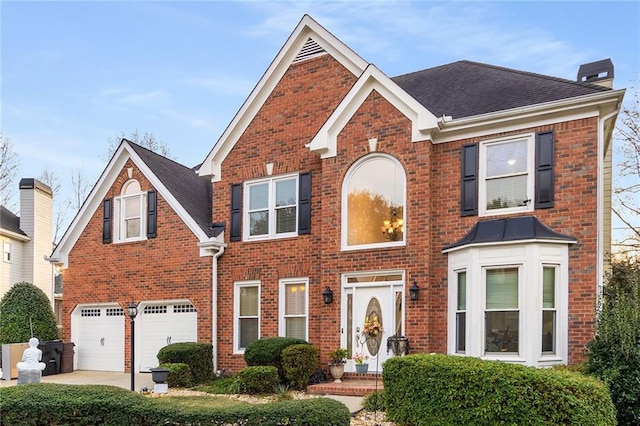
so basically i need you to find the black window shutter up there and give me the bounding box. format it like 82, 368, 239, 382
147, 190, 157, 238
102, 198, 112, 244
230, 184, 242, 242
461, 144, 478, 216
535, 131, 555, 209
298, 172, 311, 235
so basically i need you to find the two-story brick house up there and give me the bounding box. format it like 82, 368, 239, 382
51, 15, 624, 374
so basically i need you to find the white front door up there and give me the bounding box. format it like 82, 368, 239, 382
344, 274, 404, 372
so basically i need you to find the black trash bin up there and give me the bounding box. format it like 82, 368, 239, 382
39, 340, 63, 376
60, 342, 75, 373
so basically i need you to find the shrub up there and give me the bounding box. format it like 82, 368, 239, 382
383, 354, 616, 425
0, 383, 351, 425
159, 362, 192, 388
244, 337, 307, 380
0, 282, 59, 345
363, 390, 386, 412
236, 366, 280, 394
157, 342, 213, 384
282, 344, 318, 389
585, 257, 640, 425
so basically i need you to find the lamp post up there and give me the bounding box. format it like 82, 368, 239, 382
127, 301, 138, 391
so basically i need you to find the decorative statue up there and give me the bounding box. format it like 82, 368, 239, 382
17, 337, 46, 384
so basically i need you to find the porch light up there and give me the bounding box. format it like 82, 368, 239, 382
322, 286, 333, 305
409, 281, 420, 301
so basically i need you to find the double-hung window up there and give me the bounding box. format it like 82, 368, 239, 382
542, 266, 557, 354
485, 267, 519, 354
114, 180, 146, 242
455, 271, 467, 353
234, 281, 260, 352
280, 279, 308, 340
3, 241, 11, 262
480, 135, 534, 215
245, 175, 297, 239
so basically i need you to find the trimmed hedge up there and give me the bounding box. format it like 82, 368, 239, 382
236, 366, 280, 394
0, 282, 59, 345
159, 362, 192, 388
282, 344, 319, 390
244, 337, 308, 382
157, 342, 213, 384
383, 354, 616, 426
0, 383, 350, 425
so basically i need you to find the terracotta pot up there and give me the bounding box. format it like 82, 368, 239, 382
329, 364, 345, 383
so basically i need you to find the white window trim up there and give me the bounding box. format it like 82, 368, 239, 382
278, 277, 309, 340
3, 241, 11, 263
541, 264, 560, 357
482, 265, 522, 357
479, 133, 535, 217
447, 242, 568, 367
113, 180, 147, 243
341, 153, 407, 251
233, 280, 261, 354
243, 173, 298, 241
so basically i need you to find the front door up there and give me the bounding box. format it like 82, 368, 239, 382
344, 274, 404, 372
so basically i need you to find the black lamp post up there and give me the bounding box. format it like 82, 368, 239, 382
127, 301, 138, 391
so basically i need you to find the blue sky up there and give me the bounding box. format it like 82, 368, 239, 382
1, 1, 639, 240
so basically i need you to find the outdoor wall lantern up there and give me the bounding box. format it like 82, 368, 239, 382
127, 301, 138, 391
409, 281, 420, 301
322, 286, 334, 305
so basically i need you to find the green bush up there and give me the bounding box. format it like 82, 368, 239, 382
244, 337, 308, 380
0, 383, 351, 425
383, 354, 616, 426
159, 362, 192, 388
157, 342, 213, 384
363, 390, 386, 412
282, 343, 318, 390
585, 257, 640, 425
0, 282, 59, 344
236, 366, 280, 394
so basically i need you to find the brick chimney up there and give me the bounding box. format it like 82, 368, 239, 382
577, 58, 614, 88
19, 178, 54, 303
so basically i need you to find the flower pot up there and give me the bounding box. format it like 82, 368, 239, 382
329, 364, 345, 383
355, 363, 369, 374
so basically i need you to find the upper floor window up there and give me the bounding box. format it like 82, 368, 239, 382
115, 180, 146, 243
245, 174, 297, 240
461, 131, 554, 217
480, 135, 534, 215
343, 154, 406, 250
3, 241, 11, 262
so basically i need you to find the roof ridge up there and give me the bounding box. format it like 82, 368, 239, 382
126, 139, 200, 172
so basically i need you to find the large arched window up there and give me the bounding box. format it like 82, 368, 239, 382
342, 154, 406, 250
115, 179, 146, 242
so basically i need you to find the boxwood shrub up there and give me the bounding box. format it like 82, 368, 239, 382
236, 366, 280, 394
157, 342, 213, 384
0, 383, 351, 425
244, 337, 308, 381
159, 362, 192, 388
383, 354, 616, 426
282, 343, 318, 390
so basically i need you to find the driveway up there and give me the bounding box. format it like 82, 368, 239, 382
0, 370, 155, 390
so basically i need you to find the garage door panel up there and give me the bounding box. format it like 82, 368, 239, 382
76, 306, 124, 372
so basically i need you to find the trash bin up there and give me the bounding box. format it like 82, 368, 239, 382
60, 342, 75, 373
38, 340, 63, 376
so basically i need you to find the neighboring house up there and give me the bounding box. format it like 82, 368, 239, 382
0, 179, 59, 318
51, 15, 624, 374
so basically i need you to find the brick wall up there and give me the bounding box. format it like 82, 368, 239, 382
62, 160, 212, 371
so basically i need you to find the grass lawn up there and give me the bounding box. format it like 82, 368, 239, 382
159, 395, 250, 410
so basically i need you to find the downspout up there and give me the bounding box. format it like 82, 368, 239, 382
211, 245, 225, 372
597, 108, 621, 306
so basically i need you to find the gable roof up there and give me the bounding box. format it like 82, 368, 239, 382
443, 216, 577, 252
0, 205, 29, 240
128, 143, 214, 238
392, 60, 612, 120
51, 140, 222, 267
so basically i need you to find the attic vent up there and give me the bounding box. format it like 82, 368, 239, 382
293, 38, 326, 63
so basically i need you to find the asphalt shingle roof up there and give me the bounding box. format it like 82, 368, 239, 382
0, 205, 27, 237
127, 141, 219, 238
392, 60, 611, 119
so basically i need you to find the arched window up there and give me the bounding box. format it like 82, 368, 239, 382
342, 154, 406, 249
115, 179, 145, 242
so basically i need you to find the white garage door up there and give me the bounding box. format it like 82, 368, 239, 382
75, 306, 125, 371
137, 302, 197, 372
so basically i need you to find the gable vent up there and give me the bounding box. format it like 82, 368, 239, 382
293, 38, 326, 63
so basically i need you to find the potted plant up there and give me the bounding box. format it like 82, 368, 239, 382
352, 352, 369, 374
328, 348, 348, 382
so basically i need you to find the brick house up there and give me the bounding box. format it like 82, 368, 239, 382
51, 15, 624, 373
